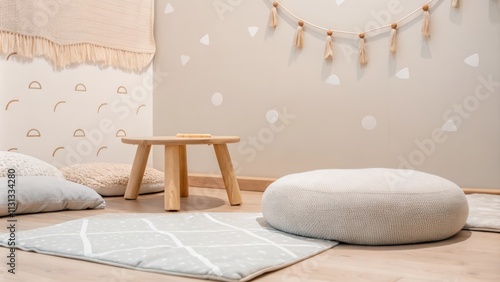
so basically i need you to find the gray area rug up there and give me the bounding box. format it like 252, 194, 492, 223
0, 212, 338, 281
463, 194, 500, 232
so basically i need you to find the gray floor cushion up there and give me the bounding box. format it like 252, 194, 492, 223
262, 168, 469, 245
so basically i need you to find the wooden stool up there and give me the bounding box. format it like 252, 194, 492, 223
122, 136, 242, 211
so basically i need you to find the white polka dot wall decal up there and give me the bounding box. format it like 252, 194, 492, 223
325, 74, 340, 85
336, 0, 346, 6
180, 55, 190, 66
441, 119, 458, 132
248, 26, 259, 37
211, 92, 223, 106
361, 115, 377, 130
164, 3, 174, 14
200, 34, 210, 45
266, 110, 279, 124
396, 67, 410, 79
464, 53, 479, 67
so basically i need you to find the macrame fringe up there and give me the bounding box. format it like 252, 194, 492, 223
452, 0, 459, 8
324, 30, 333, 60
358, 33, 367, 65
294, 21, 304, 48
0, 31, 153, 71
389, 23, 397, 54
269, 2, 278, 28
422, 5, 430, 38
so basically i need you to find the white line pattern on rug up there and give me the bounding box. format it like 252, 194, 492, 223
79, 219, 93, 256
203, 213, 299, 259
92, 244, 178, 257
141, 218, 223, 276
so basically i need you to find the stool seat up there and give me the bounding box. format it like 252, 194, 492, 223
262, 168, 469, 245
122, 136, 242, 211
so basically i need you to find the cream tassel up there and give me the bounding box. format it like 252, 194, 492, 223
324, 30, 333, 60
269, 2, 278, 28
452, 0, 459, 8
389, 23, 397, 54
358, 33, 367, 65
421, 5, 430, 38
293, 20, 304, 48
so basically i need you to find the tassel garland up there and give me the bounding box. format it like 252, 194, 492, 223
358, 33, 367, 65
265, 1, 455, 63
294, 20, 304, 48
421, 5, 430, 38
389, 23, 397, 54
324, 30, 333, 59
269, 2, 278, 28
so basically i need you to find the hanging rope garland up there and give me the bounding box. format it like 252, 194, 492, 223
269, 0, 461, 65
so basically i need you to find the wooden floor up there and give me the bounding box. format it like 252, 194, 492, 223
1, 187, 499, 282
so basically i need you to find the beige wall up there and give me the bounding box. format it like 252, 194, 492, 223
153, 0, 500, 188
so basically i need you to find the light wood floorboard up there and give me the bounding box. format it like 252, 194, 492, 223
1, 188, 499, 282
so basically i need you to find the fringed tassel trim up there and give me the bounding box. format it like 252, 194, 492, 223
358, 33, 367, 65
421, 5, 430, 38
0, 31, 154, 71
389, 23, 397, 54
324, 30, 333, 60
269, 2, 278, 28
293, 20, 304, 48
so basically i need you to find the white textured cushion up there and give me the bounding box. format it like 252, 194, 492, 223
0, 151, 63, 177
0, 152, 105, 216
0, 176, 105, 217
262, 168, 469, 245
61, 163, 164, 196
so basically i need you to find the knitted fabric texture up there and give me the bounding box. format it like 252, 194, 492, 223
262, 168, 469, 245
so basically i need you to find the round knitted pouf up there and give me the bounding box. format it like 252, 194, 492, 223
262, 168, 469, 245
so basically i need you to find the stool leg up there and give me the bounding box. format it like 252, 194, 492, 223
125, 144, 151, 200
165, 145, 181, 211
179, 145, 189, 197
213, 144, 242, 206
